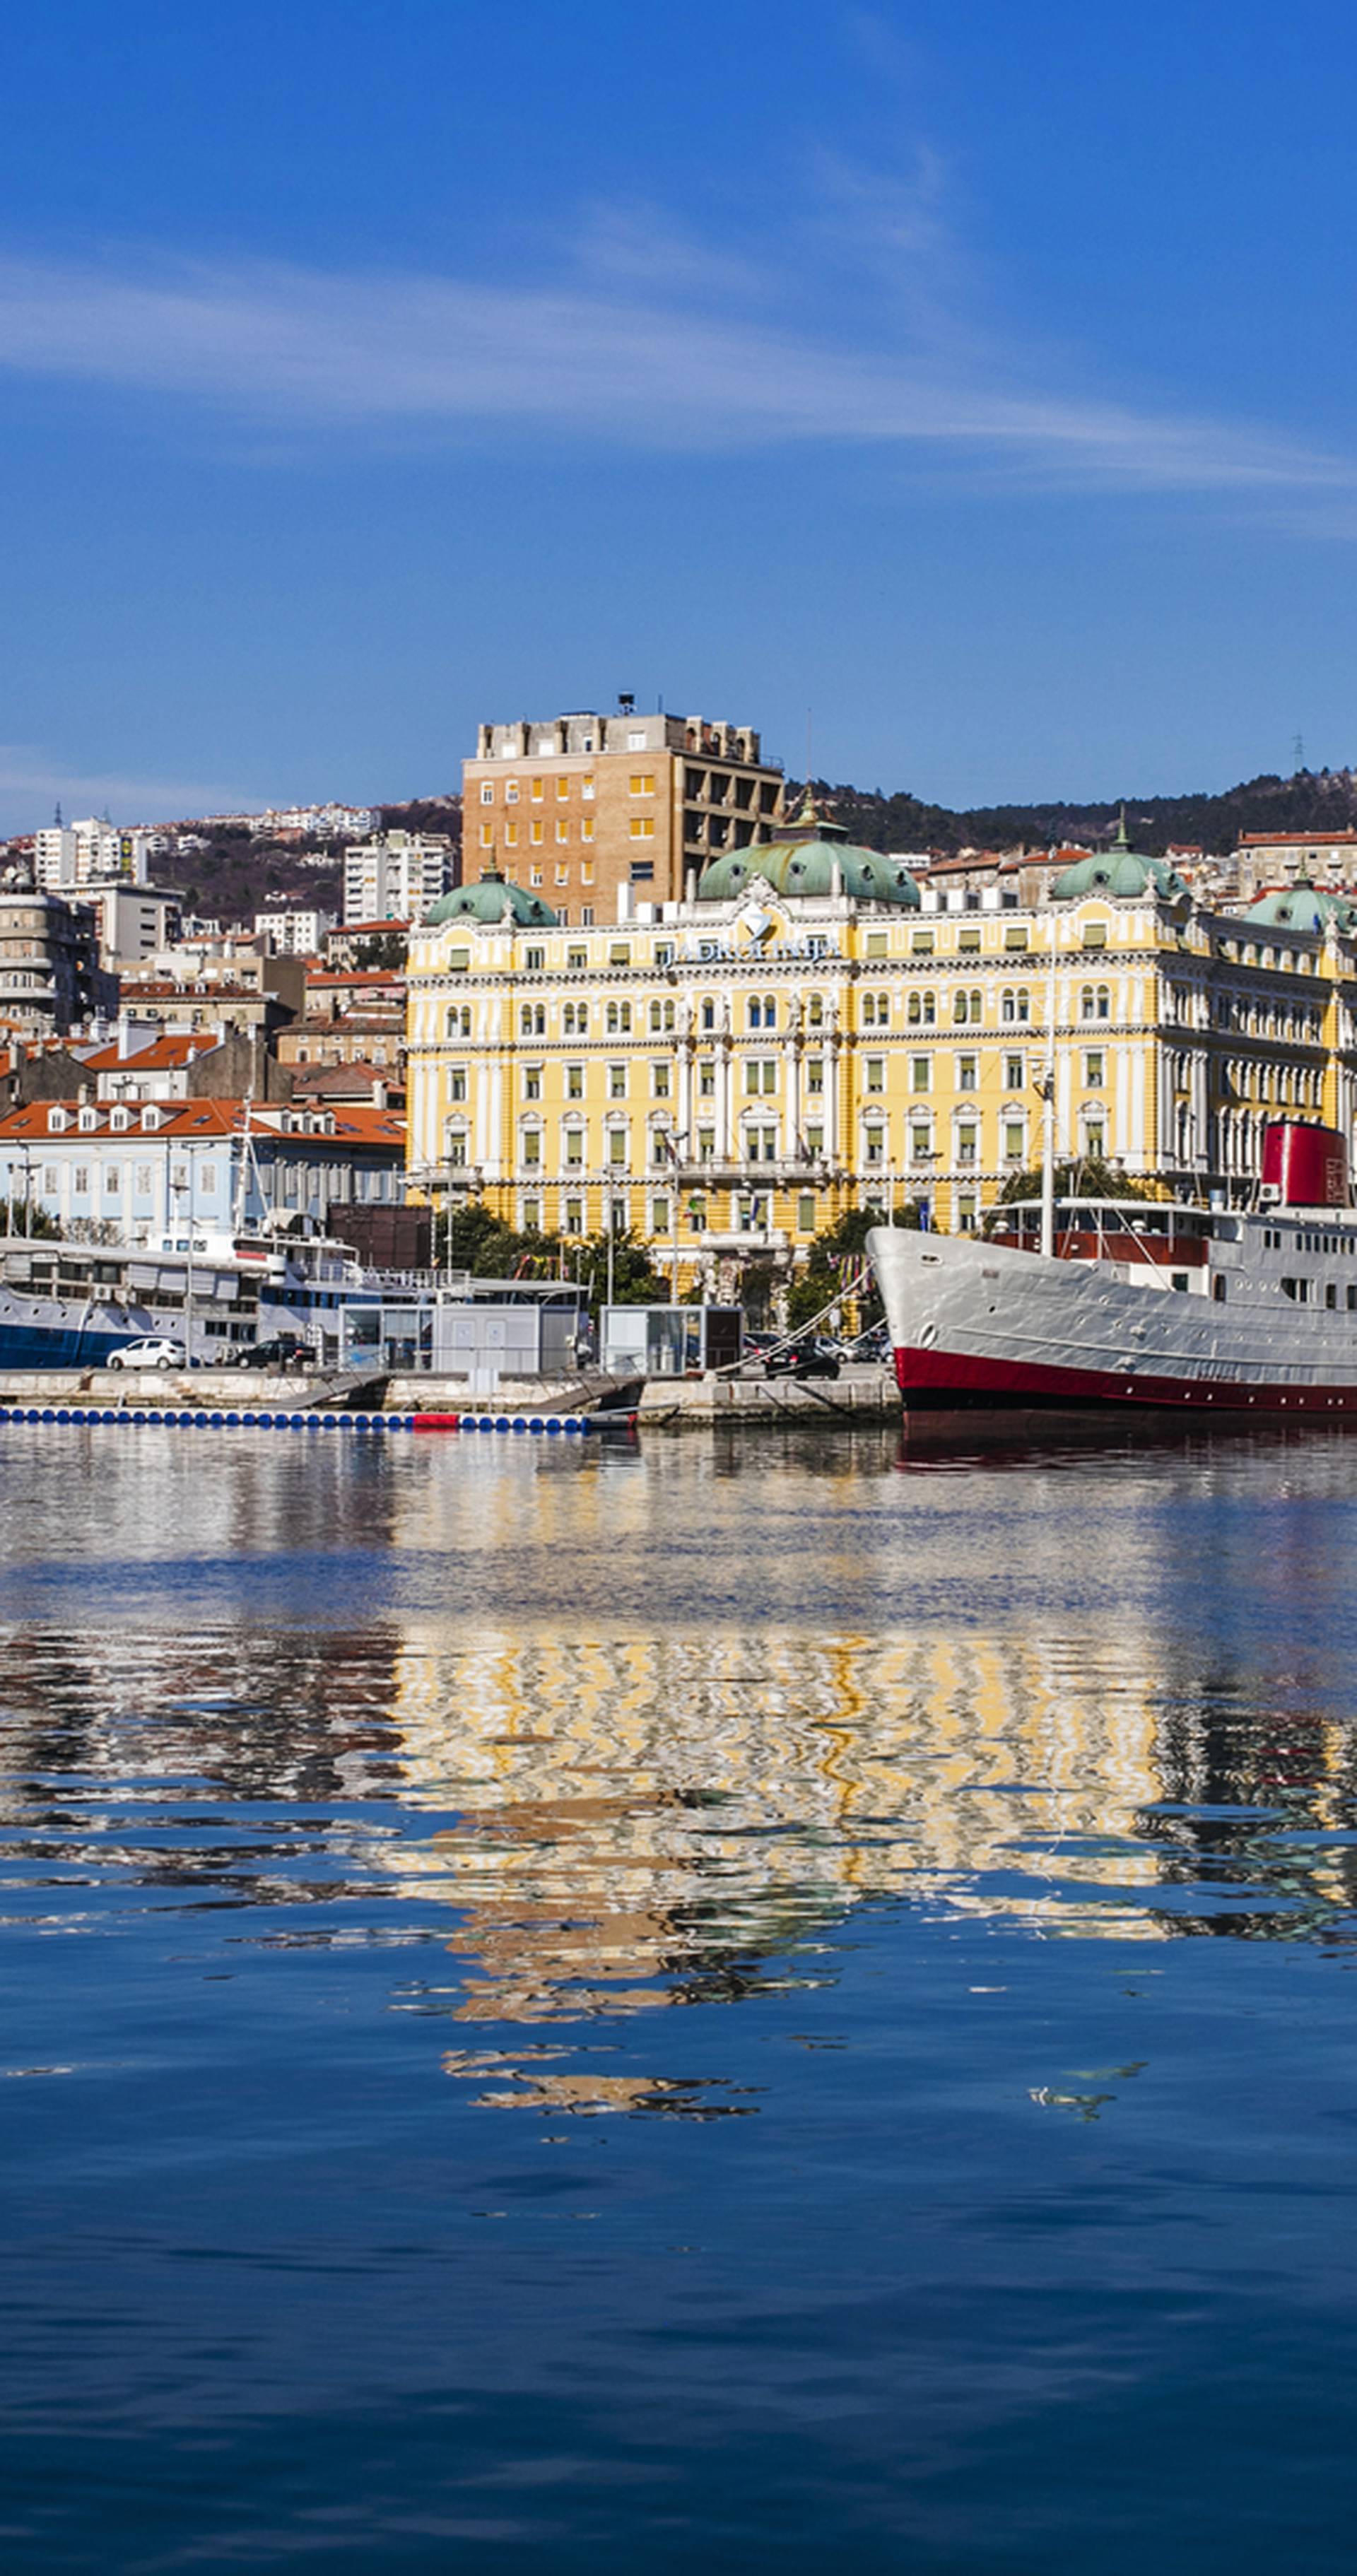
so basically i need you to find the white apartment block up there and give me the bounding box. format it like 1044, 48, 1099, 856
253, 907, 336, 957
33, 818, 151, 890
343, 830, 454, 925
80, 883, 184, 968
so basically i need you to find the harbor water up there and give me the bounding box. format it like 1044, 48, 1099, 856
4, 1421, 1357, 2569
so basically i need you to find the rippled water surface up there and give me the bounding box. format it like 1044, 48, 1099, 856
6, 1421, 1357, 2570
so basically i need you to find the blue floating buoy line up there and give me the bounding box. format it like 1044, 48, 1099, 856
0, 1404, 602, 1436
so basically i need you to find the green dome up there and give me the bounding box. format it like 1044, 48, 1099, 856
1243, 884, 1353, 934
424, 864, 559, 929
698, 835, 920, 907
1052, 838, 1189, 903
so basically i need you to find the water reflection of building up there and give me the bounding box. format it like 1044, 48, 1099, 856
371, 1624, 1185, 2108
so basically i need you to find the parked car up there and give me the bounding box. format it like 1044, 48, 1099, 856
224, 1334, 315, 1371
763, 1336, 841, 1382
107, 1336, 189, 1371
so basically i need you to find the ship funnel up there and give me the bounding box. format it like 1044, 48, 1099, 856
1260, 1120, 1349, 1208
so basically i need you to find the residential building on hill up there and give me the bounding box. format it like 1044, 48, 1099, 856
343, 830, 454, 924
33, 817, 151, 890
406, 812, 1357, 1290
463, 705, 784, 927
1233, 832, 1357, 899
253, 906, 336, 956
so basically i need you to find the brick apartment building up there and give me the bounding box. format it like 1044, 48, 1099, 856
463, 703, 784, 925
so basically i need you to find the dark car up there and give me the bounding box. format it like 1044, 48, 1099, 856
225, 1334, 315, 1371
763, 1336, 841, 1382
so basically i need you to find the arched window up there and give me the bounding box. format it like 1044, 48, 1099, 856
1081, 984, 1111, 1022
748, 998, 763, 1030
446, 1004, 471, 1037
953, 989, 969, 1025
807, 994, 825, 1028
701, 996, 716, 1032
908, 991, 936, 1027
763, 994, 777, 1030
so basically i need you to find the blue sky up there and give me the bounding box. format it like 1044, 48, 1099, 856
4, 0, 1357, 829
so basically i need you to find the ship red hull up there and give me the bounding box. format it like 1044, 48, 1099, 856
895, 1344, 1357, 1415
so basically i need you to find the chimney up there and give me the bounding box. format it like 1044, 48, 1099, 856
370, 1078, 387, 1109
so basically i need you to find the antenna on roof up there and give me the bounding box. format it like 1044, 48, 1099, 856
1294, 731, 1306, 774
805, 707, 813, 796
53, 801, 63, 828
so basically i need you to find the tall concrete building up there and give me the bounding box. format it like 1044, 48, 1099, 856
33, 818, 151, 890
0, 888, 118, 1034
343, 830, 454, 925
463, 705, 784, 927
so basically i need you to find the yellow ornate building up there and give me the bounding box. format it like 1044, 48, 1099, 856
406, 808, 1357, 1282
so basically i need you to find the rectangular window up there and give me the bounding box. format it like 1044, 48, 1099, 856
565, 1130, 583, 1167
105, 1164, 120, 1192
1004, 926, 1029, 950
609, 1064, 627, 1098
650, 1195, 671, 1235
134, 1164, 151, 1194
568, 945, 587, 968
522, 1131, 541, 1167
957, 1055, 978, 1091
698, 1062, 715, 1097
866, 932, 888, 959
524, 1066, 542, 1101
958, 927, 981, 952
565, 1196, 584, 1233
651, 1061, 671, 1098
521, 1197, 541, 1230
555, 865, 569, 886
479, 783, 494, 805
448, 1136, 467, 1168
581, 775, 594, 800
806, 1125, 824, 1157
450, 1068, 466, 1102
910, 1126, 932, 1161
864, 1127, 884, 1165
556, 779, 570, 801
582, 818, 595, 843
608, 1129, 626, 1165
505, 782, 519, 804
797, 1193, 817, 1233
1082, 922, 1108, 948
697, 1127, 715, 1161
1004, 1054, 1024, 1088
911, 931, 934, 955
912, 1058, 932, 1093
478, 821, 493, 847
580, 907, 593, 925
505, 823, 519, 847
1004, 1121, 1025, 1160
566, 1063, 584, 1099
628, 772, 655, 795
525, 945, 545, 970
530, 779, 544, 802
629, 817, 655, 840
806, 1058, 824, 1094
531, 819, 544, 845
865, 1055, 884, 1093
74, 1167, 88, 1194
530, 867, 544, 886
447, 947, 469, 970
556, 821, 568, 845
1084, 1052, 1105, 1086
957, 1126, 977, 1163
609, 942, 630, 965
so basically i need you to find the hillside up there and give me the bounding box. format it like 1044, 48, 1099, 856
813, 767, 1357, 859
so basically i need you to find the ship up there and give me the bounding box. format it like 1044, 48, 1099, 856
0, 1216, 588, 1374
867, 1120, 1357, 1417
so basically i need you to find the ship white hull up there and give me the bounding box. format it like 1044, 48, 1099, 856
867, 1225, 1357, 1416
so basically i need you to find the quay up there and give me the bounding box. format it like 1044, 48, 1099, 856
0, 1358, 900, 1435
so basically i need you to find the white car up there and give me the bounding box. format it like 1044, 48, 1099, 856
107, 1337, 189, 1371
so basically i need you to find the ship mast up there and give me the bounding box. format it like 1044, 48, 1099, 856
1039, 913, 1057, 1259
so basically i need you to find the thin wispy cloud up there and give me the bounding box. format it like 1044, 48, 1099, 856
0, 209, 1349, 499
0, 745, 253, 828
